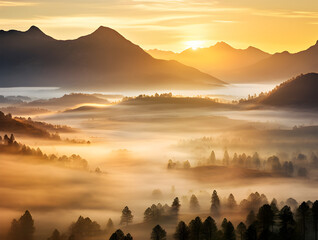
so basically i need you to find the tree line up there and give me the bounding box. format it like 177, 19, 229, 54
168, 150, 318, 178
0, 133, 88, 170
5, 191, 318, 240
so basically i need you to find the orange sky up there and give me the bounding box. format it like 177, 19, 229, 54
0, 0, 318, 53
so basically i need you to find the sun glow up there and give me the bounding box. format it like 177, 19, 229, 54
185, 40, 205, 50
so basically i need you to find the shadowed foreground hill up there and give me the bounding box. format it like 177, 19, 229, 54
0, 26, 224, 90
260, 73, 318, 108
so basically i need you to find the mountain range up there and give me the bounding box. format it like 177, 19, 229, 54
148, 41, 318, 83
0, 26, 224, 90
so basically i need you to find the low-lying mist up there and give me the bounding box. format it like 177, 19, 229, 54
1, 91, 318, 240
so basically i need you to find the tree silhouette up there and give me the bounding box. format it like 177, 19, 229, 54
245, 224, 257, 240
171, 197, 181, 216
313, 200, 318, 240
109, 229, 125, 240
297, 202, 310, 240
151, 225, 166, 240
236, 222, 246, 240
232, 153, 238, 166
144, 208, 153, 222
8, 219, 20, 240
106, 218, 114, 233
279, 205, 296, 240
174, 221, 190, 240
223, 221, 236, 240
19, 210, 35, 239
267, 156, 281, 172
227, 194, 237, 209
124, 233, 133, 240
252, 152, 261, 169
257, 204, 274, 240
120, 206, 133, 226
8, 210, 35, 240
201, 216, 217, 240
190, 194, 200, 211
286, 198, 298, 211
189, 217, 202, 240
47, 229, 61, 240
210, 190, 220, 217
270, 198, 279, 214
223, 150, 230, 166
209, 151, 216, 165
69, 216, 101, 239
221, 218, 228, 233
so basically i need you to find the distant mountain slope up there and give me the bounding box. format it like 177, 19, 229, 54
0, 26, 224, 90
27, 93, 109, 108
147, 42, 271, 79
260, 73, 318, 108
147, 49, 176, 60
234, 41, 318, 83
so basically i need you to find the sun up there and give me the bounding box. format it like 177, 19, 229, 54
185, 40, 205, 50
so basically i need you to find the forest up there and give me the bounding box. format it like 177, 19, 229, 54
5, 191, 318, 240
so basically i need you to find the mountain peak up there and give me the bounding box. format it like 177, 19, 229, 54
25, 26, 47, 36
214, 41, 232, 49
87, 26, 127, 42
24, 25, 51, 40
92, 26, 121, 36
27, 25, 41, 33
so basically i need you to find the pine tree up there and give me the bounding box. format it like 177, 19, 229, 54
223, 221, 236, 240
190, 195, 200, 211
210, 190, 220, 217
223, 150, 230, 166
120, 206, 133, 226
297, 202, 310, 240
189, 217, 202, 240
109, 229, 125, 240
236, 222, 246, 240
201, 216, 217, 240
171, 197, 181, 215
151, 225, 166, 240
47, 229, 61, 240
279, 205, 296, 240
227, 194, 237, 209
174, 221, 190, 240
209, 151, 216, 165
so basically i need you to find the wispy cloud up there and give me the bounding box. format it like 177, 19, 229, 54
0, 1, 36, 7
254, 9, 318, 19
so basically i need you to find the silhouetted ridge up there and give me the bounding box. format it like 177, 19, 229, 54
0, 26, 223, 90
260, 73, 318, 108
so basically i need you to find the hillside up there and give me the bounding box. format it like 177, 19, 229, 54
0, 26, 224, 90
260, 73, 318, 108
0, 111, 59, 139
27, 93, 110, 108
